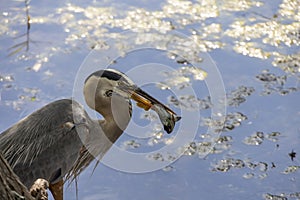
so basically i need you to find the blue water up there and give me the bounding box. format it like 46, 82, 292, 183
0, 0, 299, 199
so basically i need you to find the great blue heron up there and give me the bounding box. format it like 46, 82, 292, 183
0, 69, 180, 200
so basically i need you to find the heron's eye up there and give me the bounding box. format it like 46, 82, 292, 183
105, 90, 113, 97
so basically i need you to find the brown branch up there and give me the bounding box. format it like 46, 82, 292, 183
0, 152, 49, 200
0, 152, 34, 200
8, 0, 31, 56
25, 0, 30, 51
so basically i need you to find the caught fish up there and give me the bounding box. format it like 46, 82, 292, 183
152, 104, 181, 134
128, 85, 181, 133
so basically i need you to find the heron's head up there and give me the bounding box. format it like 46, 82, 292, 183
84, 69, 180, 133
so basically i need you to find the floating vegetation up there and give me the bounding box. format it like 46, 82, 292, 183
147, 131, 174, 146
113, 8, 174, 34
162, 165, 174, 172
265, 132, 281, 142
148, 152, 164, 161
243, 131, 282, 146
290, 192, 300, 199
180, 141, 197, 156
263, 192, 300, 200
243, 172, 254, 179
256, 69, 298, 96
2, 87, 40, 111
219, 0, 263, 12
213, 157, 272, 179
179, 135, 233, 157
232, 41, 271, 59
224, 0, 299, 58
121, 140, 141, 150
222, 112, 248, 132
243, 131, 264, 146
202, 112, 247, 133
282, 165, 300, 174
258, 173, 268, 179
1, 0, 298, 77
0, 74, 15, 90
168, 95, 212, 111
227, 86, 255, 107
147, 152, 177, 162
273, 52, 300, 74
211, 158, 245, 172
157, 66, 207, 90
245, 161, 269, 173
246, 161, 258, 170
257, 162, 268, 172
0, 74, 14, 82
263, 193, 288, 200
145, 124, 175, 146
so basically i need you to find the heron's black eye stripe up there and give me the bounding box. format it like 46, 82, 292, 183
105, 90, 113, 97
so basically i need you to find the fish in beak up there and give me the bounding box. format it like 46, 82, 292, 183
118, 82, 181, 133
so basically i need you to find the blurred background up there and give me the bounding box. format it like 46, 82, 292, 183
0, 0, 299, 199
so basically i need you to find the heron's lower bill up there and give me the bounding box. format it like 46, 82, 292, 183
130, 88, 181, 134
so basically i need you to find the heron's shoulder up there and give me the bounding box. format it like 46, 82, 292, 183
42, 99, 81, 108
1, 99, 86, 134
33, 99, 84, 115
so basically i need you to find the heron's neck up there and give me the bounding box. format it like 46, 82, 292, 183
99, 114, 131, 143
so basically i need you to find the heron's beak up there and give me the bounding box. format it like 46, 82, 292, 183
119, 83, 181, 133
130, 87, 174, 114
130, 89, 153, 111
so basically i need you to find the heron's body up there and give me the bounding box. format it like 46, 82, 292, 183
0, 99, 85, 188
0, 69, 180, 200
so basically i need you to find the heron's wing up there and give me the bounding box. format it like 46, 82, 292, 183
0, 99, 88, 169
